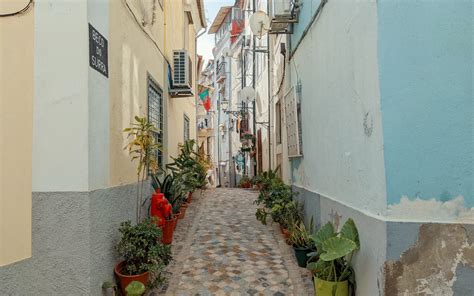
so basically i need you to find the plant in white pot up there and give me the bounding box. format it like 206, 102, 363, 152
307, 218, 359, 296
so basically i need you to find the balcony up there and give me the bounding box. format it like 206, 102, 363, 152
216, 62, 226, 83
198, 115, 214, 131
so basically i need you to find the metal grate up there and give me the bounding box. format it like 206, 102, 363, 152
173, 50, 191, 87
148, 77, 163, 167
184, 114, 190, 142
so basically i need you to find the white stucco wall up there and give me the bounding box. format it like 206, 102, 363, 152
33, 0, 89, 192
290, 0, 387, 214
88, 0, 109, 191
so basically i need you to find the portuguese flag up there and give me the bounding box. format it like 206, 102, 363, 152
199, 89, 211, 111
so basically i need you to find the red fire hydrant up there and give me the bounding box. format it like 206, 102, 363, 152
150, 189, 171, 227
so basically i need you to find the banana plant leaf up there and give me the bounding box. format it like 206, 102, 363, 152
312, 222, 335, 251
320, 237, 357, 261
340, 218, 360, 250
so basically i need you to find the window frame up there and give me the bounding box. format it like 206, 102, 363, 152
147, 74, 164, 168
183, 114, 190, 143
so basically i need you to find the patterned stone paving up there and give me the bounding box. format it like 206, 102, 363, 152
153, 188, 313, 296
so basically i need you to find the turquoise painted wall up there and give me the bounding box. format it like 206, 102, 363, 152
290, 0, 321, 49
378, 0, 473, 207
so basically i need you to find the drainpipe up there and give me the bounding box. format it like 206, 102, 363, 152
252, 0, 257, 177
195, 27, 207, 147
227, 52, 233, 187
267, 0, 272, 171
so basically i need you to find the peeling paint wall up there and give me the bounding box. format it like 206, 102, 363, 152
384, 224, 474, 296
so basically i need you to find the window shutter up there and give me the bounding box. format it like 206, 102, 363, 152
284, 87, 302, 158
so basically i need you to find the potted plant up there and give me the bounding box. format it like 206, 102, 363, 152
153, 173, 186, 231
273, 200, 301, 242
123, 116, 160, 223
288, 220, 314, 268
114, 220, 170, 294
167, 140, 207, 197
307, 219, 360, 296
239, 175, 252, 188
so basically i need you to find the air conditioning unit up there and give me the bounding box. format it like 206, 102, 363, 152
170, 50, 193, 97
173, 50, 192, 88
270, 0, 299, 34
274, 0, 292, 17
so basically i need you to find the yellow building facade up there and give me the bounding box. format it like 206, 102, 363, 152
0, 0, 205, 293
0, 0, 34, 267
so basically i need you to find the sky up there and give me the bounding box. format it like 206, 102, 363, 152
197, 0, 235, 63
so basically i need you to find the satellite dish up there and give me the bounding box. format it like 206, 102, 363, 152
222, 47, 231, 57
240, 86, 255, 103
249, 11, 270, 38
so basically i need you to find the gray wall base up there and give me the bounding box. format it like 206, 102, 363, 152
0, 182, 153, 296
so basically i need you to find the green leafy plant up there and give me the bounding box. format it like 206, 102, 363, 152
288, 220, 314, 248
167, 140, 207, 192
255, 208, 268, 225
124, 116, 160, 223
239, 175, 252, 188
271, 200, 302, 229
254, 166, 280, 191
307, 219, 359, 290
152, 173, 186, 214
116, 220, 171, 287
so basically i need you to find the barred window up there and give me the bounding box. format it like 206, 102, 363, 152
184, 114, 190, 142
148, 76, 163, 167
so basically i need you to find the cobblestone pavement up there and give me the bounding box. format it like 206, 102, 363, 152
154, 188, 313, 296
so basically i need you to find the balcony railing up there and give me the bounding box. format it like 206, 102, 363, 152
198, 115, 214, 130
216, 62, 226, 83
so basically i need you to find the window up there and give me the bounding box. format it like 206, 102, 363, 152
276, 99, 282, 144
147, 76, 163, 167
284, 87, 302, 157
184, 114, 190, 142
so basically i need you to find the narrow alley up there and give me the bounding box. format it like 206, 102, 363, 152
1, 0, 472, 295
156, 189, 313, 296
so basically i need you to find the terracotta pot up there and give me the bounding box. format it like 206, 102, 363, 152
114, 261, 149, 295
172, 213, 179, 230
188, 192, 193, 203
178, 207, 186, 219
161, 219, 174, 244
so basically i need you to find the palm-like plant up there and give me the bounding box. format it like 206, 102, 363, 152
152, 173, 186, 214
124, 116, 160, 223
167, 140, 207, 192
307, 219, 359, 292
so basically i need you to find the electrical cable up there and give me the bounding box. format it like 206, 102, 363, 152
289, 0, 328, 60
0, 0, 33, 17
122, 0, 169, 64
273, 52, 286, 97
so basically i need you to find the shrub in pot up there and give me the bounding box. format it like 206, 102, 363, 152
115, 220, 171, 294
288, 220, 314, 268
239, 175, 252, 188
307, 219, 359, 296
123, 116, 160, 224
167, 140, 208, 193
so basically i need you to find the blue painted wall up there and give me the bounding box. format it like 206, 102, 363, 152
378, 0, 473, 206
290, 0, 321, 49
